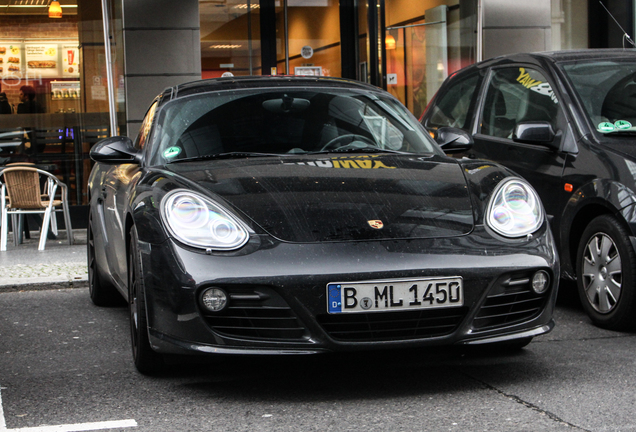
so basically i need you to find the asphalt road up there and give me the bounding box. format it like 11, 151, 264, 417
0, 284, 634, 432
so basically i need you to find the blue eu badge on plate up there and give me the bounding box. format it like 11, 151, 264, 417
328, 284, 342, 313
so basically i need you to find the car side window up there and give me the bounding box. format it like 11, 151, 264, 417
426, 73, 480, 130
480, 67, 559, 139
134, 100, 159, 150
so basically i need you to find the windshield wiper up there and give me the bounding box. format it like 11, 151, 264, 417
601, 130, 636, 136
169, 152, 283, 163
307, 147, 410, 155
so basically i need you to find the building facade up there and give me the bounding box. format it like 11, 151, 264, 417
0, 0, 632, 226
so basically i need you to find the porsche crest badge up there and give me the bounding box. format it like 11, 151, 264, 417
368, 220, 384, 229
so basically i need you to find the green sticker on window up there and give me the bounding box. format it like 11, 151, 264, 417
615, 120, 632, 130
598, 122, 615, 132
163, 147, 181, 158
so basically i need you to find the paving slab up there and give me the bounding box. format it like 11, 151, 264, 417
0, 229, 87, 290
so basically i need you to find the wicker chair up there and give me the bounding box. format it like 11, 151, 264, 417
0, 166, 73, 251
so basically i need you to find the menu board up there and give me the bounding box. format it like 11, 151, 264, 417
51, 81, 80, 100
25, 44, 60, 78
0, 43, 24, 77
295, 66, 322, 76
62, 45, 80, 77
0, 41, 79, 79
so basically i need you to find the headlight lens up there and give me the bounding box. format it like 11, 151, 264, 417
161, 190, 249, 250
486, 178, 544, 238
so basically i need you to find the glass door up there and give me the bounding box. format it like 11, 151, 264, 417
384, 3, 477, 117
277, 0, 342, 77
385, 5, 448, 117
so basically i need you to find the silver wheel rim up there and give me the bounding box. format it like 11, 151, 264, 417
582, 232, 622, 313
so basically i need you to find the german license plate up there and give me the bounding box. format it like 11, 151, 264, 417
327, 277, 463, 314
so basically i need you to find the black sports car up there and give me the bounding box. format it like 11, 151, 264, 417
420, 49, 636, 331
87, 76, 558, 374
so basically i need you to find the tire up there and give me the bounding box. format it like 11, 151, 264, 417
576, 215, 636, 330
88, 210, 124, 307
129, 225, 164, 374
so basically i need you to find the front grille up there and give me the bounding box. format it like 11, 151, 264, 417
317, 307, 468, 341
201, 287, 308, 341
472, 272, 549, 330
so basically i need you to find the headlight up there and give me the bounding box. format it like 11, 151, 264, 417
486, 178, 544, 238
161, 189, 249, 250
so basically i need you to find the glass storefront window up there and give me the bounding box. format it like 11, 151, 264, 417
0, 0, 123, 218
200, 0, 342, 78
197, 0, 479, 118
200, 0, 262, 77
551, 0, 588, 50
357, 0, 368, 82
278, 0, 342, 77
384, 1, 476, 117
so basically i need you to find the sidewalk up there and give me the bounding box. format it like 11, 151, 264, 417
0, 228, 88, 291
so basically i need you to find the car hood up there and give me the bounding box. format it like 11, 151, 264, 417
163, 154, 474, 243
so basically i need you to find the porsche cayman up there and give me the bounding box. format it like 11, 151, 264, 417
87, 76, 559, 373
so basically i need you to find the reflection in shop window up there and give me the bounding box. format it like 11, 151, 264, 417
0, 1, 124, 216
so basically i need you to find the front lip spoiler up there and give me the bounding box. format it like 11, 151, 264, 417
457, 321, 554, 345
149, 329, 326, 355
150, 321, 555, 355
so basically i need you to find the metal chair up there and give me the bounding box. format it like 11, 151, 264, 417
0, 166, 73, 251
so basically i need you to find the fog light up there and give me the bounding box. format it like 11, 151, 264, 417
201, 287, 228, 312
531, 270, 549, 294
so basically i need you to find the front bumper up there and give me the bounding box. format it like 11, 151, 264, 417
139, 225, 559, 356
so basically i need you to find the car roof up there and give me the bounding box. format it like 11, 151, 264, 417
451, 49, 636, 77
526, 48, 636, 62
161, 76, 382, 101
489, 48, 636, 66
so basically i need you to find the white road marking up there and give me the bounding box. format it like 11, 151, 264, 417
0, 388, 6, 430
8, 420, 138, 432
0, 387, 137, 432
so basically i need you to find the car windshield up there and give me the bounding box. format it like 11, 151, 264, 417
560, 59, 636, 134
148, 87, 442, 165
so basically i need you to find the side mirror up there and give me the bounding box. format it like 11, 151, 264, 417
436, 127, 473, 154
513, 121, 556, 147
90, 136, 142, 164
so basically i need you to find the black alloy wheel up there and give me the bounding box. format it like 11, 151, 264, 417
576, 215, 636, 330
128, 225, 164, 374
88, 210, 123, 306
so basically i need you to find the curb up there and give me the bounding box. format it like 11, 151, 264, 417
0, 279, 89, 293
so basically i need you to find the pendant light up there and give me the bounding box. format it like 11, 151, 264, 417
49, 1, 63, 19
385, 34, 396, 50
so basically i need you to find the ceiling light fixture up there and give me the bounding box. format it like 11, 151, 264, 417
48, 0, 62, 18
210, 44, 242, 49
385, 34, 396, 50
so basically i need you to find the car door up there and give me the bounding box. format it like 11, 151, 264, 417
467, 65, 572, 235
102, 100, 157, 287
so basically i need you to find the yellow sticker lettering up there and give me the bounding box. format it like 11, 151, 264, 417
516, 67, 542, 89
516, 67, 529, 83
338, 160, 359, 168
373, 160, 396, 169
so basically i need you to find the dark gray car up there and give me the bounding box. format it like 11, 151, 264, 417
421, 49, 636, 331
